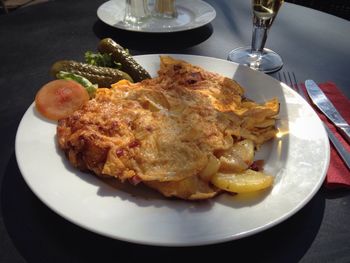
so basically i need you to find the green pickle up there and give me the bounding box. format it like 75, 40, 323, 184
50, 60, 133, 88
97, 38, 151, 82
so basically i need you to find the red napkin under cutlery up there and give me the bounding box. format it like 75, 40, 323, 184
301, 82, 350, 189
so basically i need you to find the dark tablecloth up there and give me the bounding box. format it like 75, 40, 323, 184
0, 0, 349, 262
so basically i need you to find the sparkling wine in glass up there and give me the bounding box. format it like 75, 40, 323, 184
228, 0, 284, 73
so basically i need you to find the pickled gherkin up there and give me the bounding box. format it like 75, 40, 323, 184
98, 38, 151, 82
50, 60, 133, 88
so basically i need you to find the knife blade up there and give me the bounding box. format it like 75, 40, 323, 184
305, 80, 350, 144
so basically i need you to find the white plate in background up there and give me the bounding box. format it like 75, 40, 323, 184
97, 0, 216, 33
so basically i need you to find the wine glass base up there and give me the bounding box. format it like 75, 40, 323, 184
227, 46, 283, 73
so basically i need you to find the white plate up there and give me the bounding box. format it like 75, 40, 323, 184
15, 55, 329, 246
97, 0, 216, 33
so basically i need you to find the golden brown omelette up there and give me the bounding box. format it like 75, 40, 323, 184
57, 56, 279, 200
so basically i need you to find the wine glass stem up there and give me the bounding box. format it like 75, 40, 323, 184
251, 26, 268, 54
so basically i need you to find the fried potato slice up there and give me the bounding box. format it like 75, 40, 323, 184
211, 169, 273, 193
199, 154, 220, 181
218, 139, 254, 172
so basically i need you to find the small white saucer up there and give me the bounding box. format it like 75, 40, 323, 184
97, 0, 216, 33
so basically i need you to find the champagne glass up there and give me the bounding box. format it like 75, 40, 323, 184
228, 0, 284, 73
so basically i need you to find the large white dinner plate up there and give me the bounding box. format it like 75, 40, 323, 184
15, 55, 329, 246
97, 0, 216, 33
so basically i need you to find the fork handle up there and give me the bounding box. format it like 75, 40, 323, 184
324, 124, 350, 170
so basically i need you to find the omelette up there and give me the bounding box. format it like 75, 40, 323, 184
57, 56, 279, 200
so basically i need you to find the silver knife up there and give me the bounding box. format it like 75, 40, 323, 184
323, 124, 350, 170
305, 80, 350, 144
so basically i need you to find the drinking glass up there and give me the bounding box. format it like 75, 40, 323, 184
228, 0, 284, 73
153, 0, 177, 18
124, 0, 150, 25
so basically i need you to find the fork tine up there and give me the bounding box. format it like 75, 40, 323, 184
277, 71, 290, 87
291, 72, 307, 100
283, 72, 289, 87
287, 72, 293, 89
278, 71, 308, 100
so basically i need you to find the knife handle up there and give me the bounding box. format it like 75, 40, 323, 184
338, 126, 350, 145
324, 124, 350, 170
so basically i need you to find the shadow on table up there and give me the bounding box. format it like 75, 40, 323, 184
92, 20, 213, 53
1, 153, 325, 263
285, 0, 350, 21
323, 187, 350, 199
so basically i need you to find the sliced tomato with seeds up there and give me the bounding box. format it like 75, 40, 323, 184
35, 79, 89, 120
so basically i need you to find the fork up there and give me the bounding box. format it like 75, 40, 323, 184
278, 72, 350, 170
278, 72, 307, 99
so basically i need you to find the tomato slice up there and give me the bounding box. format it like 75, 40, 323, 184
35, 79, 89, 120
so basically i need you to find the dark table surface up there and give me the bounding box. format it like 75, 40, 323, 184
1, 0, 350, 262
